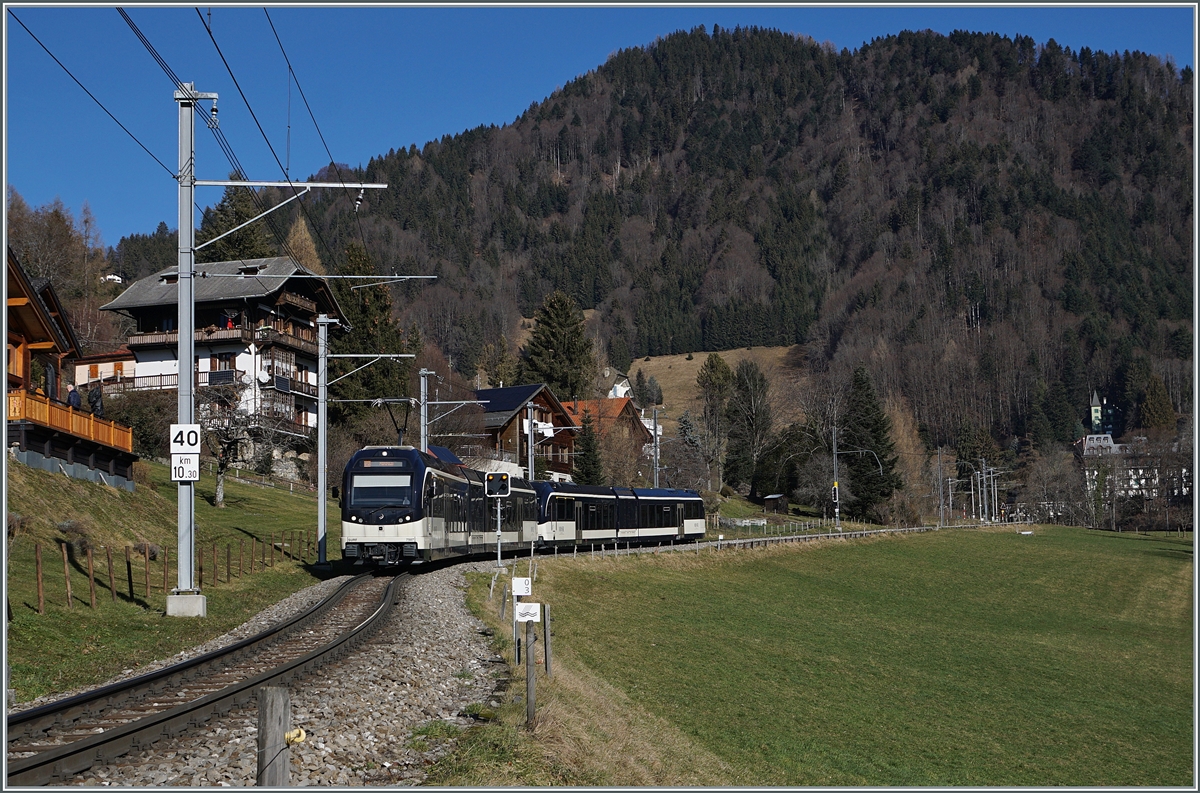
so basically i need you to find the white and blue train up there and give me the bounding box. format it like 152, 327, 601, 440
337, 446, 706, 565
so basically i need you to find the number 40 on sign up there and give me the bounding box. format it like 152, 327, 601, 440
170, 423, 201, 482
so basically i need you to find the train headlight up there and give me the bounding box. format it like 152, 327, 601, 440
404, 515, 411, 522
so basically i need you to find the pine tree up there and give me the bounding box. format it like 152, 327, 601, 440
195, 172, 276, 263
573, 410, 604, 485
1140, 373, 1175, 430
841, 366, 902, 522
633, 368, 649, 406
522, 290, 595, 400
647, 375, 663, 406
328, 243, 411, 425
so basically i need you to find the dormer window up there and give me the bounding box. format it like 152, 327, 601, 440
160, 274, 178, 284
238, 264, 263, 275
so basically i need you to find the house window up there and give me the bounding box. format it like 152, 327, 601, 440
215, 352, 235, 371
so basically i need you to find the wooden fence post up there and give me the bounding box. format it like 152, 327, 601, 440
212, 543, 218, 585
87, 548, 97, 609
198, 548, 203, 589
35, 543, 44, 615
163, 547, 169, 594
124, 546, 133, 599
106, 546, 116, 602
144, 547, 150, 598
227, 544, 232, 584
239, 540, 244, 578
525, 619, 537, 728
250, 538, 256, 574
261, 536, 266, 570
256, 686, 291, 787
61, 542, 73, 609
543, 603, 552, 678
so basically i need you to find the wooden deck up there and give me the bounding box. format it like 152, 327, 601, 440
6, 390, 133, 453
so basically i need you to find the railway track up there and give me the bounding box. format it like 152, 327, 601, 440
7, 572, 407, 786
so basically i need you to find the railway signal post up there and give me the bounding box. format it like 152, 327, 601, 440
486, 472, 510, 568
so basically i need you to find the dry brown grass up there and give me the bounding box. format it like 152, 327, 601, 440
626, 345, 804, 431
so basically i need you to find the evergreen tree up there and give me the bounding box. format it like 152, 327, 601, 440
195, 171, 276, 263
1140, 373, 1175, 429
328, 243, 411, 424
647, 374, 663, 406
573, 410, 604, 485
522, 290, 595, 400
633, 368, 649, 406
840, 366, 902, 522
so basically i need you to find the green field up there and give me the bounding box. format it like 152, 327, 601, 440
5, 458, 342, 701
472, 526, 1193, 786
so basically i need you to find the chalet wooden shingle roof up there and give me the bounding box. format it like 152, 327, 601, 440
100, 256, 341, 316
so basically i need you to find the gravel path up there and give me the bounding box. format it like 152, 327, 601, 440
61, 562, 505, 786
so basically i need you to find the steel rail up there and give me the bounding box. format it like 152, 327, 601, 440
7, 573, 406, 786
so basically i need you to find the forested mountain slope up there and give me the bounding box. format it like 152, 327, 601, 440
127, 26, 1197, 446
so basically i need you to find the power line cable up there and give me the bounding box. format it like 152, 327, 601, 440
263, 8, 373, 255
8, 9, 175, 179
194, 7, 341, 270
115, 7, 305, 292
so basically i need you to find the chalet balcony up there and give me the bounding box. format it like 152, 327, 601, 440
254, 326, 318, 356
103, 369, 250, 393
265, 374, 318, 398
7, 389, 133, 453
127, 326, 254, 348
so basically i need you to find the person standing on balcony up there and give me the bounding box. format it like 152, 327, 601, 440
67, 383, 82, 410
87, 381, 104, 419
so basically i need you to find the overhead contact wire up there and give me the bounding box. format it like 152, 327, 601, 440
9, 9, 176, 179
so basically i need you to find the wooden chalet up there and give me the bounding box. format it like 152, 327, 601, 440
472, 384, 578, 480
7, 247, 137, 490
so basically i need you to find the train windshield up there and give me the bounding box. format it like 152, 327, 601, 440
350, 474, 413, 507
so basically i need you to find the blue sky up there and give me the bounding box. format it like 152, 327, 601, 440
4, 5, 1195, 247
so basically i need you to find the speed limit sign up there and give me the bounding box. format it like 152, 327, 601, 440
170, 424, 201, 454
170, 424, 202, 482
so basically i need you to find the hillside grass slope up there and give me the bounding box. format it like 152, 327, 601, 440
5, 458, 341, 701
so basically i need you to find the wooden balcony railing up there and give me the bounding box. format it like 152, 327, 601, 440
6, 390, 134, 453
127, 327, 254, 347
103, 370, 247, 393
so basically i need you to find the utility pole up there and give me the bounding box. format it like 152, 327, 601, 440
937, 447, 944, 527
652, 407, 660, 488
832, 425, 841, 531
419, 369, 432, 453
167, 83, 216, 618
526, 402, 536, 480
979, 458, 989, 522
315, 315, 336, 569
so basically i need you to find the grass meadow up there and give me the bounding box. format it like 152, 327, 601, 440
456, 525, 1193, 786
5, 458, 341, 702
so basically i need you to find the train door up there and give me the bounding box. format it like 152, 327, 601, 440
575, 500, 584, 543
676, 503, 685, 539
